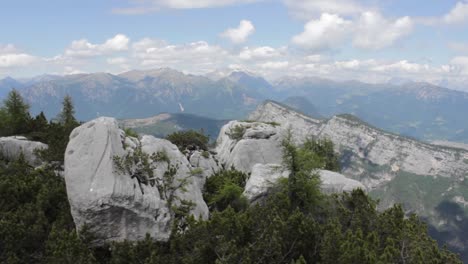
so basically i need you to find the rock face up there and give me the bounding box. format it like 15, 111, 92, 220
189, 151, 220, 183
215, 121, 284, 173
243, 163, 365, 202
247, 100, 468, 254
319, 170, 366, 194
64, 117, 209, 244
0, 136, 47, 166
248, 101, 468, 189
243, 164, 289, 202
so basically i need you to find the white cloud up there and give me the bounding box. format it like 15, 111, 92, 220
257, 61, 289, 69
0, 44, 37, 68
107, 57, 128, 65
292, 13, 352, 50
353, 12, 413, 50
284, 0, 364, 20
239, 46, 283, 60
220, 20, 255, 44
65, 34, 130, 57
132, 38, 231, 73
450, 56, 468, 74
113, 0, 258, 14
443, 1, 468, 24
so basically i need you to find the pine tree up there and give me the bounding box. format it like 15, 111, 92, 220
1, 89, 31, 135
58, 95, 78, 128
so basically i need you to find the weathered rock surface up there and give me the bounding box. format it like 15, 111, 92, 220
320, 170, 366, 194
246, 100, 468, 253
215, 121, 284, 173
0, 136, 47, 166
243, 163, 365, 202
64, 117, 208, 245
189, 151, 220, 182
248, 101, 468, 189
243, 164, 289, 202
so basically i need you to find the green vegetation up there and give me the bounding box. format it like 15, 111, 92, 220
203, 169, 248, 212
0, 90, 80, 165
166, 130, 209, 151
123, 127, 139, 138
227, 124, 246, 141
0, 92, 461, 263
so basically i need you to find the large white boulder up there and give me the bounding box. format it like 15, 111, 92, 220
0, 136, 47, 166
215, 121, 284, 173
64, 117, 208, 245
243, 163, 366, 202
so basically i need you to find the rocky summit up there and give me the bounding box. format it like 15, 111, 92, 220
64, 117, 209, 245
247, 100, 468, 252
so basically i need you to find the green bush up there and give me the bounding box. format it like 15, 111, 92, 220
227, 124, 246, 141
166, 130, 209, 151
124, 127, 139, 138
203, 169, 248, 212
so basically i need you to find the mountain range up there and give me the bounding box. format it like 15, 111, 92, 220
1, 68, 468, 143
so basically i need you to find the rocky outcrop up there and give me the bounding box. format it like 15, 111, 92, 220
243, 164, 289, 202
215, 121, 284, 173
243, 163, 365, 202
246, 100, 468, 252
0, 136, 47, 166
319, 170, 366, 194
64, 117, 208, 245
248, 101, 468, 189
189, 151, 220, 183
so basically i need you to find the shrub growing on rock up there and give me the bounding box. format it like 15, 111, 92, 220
166, 130, 209, 151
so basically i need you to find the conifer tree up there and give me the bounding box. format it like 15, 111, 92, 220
1, 89, 31, 135
58, 95, 78, 128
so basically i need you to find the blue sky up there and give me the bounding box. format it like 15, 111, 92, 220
1, 0, 468, 89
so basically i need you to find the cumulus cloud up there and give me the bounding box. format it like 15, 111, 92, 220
292, 13, 352, 51
65, 34, 130, 58
239, 46, 283, 60
220, 20, 255, 44
113, 0, 258, 14
0, 44, 37, 68
353, 12, 413, 50
292, 12, 413, 51
132, 38, 231, 73
450, 56, 468, 74
284, 0, 364, 19
443, 1, 468, 24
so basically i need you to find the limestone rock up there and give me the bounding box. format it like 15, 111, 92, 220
243, 163, 365, 202
0, 136, 47, 166
215, 121, 284, 173
320, 170, 366, 194
248, 101, 468, 189
189, 151, 220, 182
243, 164, 289, 202
64, 117, 208, 245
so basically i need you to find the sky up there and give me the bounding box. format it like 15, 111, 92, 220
1, 0, 468, 89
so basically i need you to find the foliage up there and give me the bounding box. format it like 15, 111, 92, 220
123, 127, 139, 138
0, 97, 461, 263
112, 143, 194, 228
0, 156, 93, 263
301, 137, 341, 171
226, 124, 246, 141
0, 89, 32, 136
37, 96, 80, 164
204, 169, 248, 212
166, 130, 209, 151
201, 150, 210, 158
